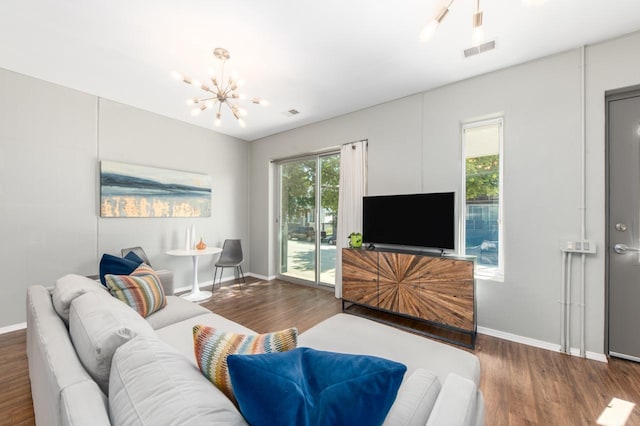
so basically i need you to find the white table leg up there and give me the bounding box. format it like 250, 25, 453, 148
181, 255, 212, 302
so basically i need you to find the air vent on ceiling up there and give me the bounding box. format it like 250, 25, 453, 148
282, 109, 300, 117
464, 40, 496, 58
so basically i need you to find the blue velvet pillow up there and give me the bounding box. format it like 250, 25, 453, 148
123, 250, 145, 265
227, 347, 406, 426
98, 253, 142, 286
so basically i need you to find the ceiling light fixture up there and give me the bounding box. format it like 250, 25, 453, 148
420, 0, 486, 47
471, 0, 484, 47
421, 0, 546, 45
420, 0, 454, 43
172, 47, 268, 128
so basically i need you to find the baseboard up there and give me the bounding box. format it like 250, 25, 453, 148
570, 348, 609, 363
173, 274, 258, 295
478, 326, 607, 363
246, 272, 275, 281
173, 279, 215, 294
0, 322, 26, 335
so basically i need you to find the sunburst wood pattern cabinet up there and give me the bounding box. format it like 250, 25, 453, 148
342, 248, 476, 347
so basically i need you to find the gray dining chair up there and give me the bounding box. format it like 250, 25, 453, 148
213, 239, 246, 288
121, 246, 153, 267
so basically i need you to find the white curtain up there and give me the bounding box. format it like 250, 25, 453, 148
335, 140, 367, 298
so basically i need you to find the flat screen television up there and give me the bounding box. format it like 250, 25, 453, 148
362, 192, 455, 250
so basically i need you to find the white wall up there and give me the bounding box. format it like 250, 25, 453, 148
97, 99, 250, 288
422, 50, 582, 346
249, 31, 640, 355
0, 68, 97, 327
0, 68, 250, 328
249, 94, 423, 277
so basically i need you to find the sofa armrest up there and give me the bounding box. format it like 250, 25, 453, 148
426, 374, 482, 426
155, 269, 174, 295
383, 368, 442, 426
60, 381, 110, 426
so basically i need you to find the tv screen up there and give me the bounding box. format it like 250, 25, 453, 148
362, 192, 455, 250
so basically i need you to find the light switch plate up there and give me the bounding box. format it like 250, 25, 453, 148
560, 240, 597, 254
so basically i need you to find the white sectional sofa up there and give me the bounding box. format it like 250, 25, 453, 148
26, 275, 484, 425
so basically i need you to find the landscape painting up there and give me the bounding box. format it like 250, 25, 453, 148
100, 161, 211, 218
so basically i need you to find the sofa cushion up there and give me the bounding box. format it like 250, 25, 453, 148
155, 313, 256, 364
52, 274, 110, 325
144, 295, 210, 330
109, 335, 247, 426
383, 369, 442, 426
98, 253, 141, 286
68, 292, 155, 393
105, 263, 167, 318
227, 347, 406, 426
193, 325, 298, 403
298, 313, 481, 386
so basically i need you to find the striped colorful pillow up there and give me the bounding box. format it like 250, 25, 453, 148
105, 263, 167, 317
193, 325, 298, 403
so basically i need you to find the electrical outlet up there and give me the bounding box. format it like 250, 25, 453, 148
561, 240, 597, 254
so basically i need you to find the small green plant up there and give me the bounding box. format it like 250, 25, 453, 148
348, 232, 363, 248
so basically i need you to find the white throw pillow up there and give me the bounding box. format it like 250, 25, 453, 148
383, 368, 442, 426
68, 292, 154, 393
109, 334, 247, 426
52, 274, 109, 325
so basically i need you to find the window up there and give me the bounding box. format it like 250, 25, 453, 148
461, 118, 504, 279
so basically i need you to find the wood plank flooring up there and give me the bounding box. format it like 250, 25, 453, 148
0, 329, 33, 425
2, 278, 640, 425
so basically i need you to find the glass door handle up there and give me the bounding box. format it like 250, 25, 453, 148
614, 243, 640, 254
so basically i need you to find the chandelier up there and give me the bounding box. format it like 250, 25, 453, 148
420, 0, 485, 47
173, 47, 268, 128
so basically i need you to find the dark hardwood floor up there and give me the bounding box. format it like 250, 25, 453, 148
2, 278, 640, 425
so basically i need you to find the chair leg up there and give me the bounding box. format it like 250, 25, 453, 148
218, 267, 225, 287
238, 265, 246, 286
213, 267, 218, 289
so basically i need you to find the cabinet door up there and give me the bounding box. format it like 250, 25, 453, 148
421, 258, 474, 331
342, 249, 378, 306
378, 252, 429, 316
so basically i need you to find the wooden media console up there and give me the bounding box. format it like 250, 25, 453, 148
342, 248, 476, 348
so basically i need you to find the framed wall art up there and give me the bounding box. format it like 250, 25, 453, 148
100, 161, 211, 218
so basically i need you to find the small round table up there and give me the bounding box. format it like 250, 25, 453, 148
166, 247, 222, 302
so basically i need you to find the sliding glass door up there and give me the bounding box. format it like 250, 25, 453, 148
278, 153, 339, 286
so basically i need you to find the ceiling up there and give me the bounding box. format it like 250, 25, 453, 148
2, 1, 640, 141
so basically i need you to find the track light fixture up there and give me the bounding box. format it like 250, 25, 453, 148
173, 47, 268, 128
419, 0, 485, 47
420, 0, 454, 43
471, 0, 484, 47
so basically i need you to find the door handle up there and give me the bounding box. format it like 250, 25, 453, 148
614, 243, 640, 254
